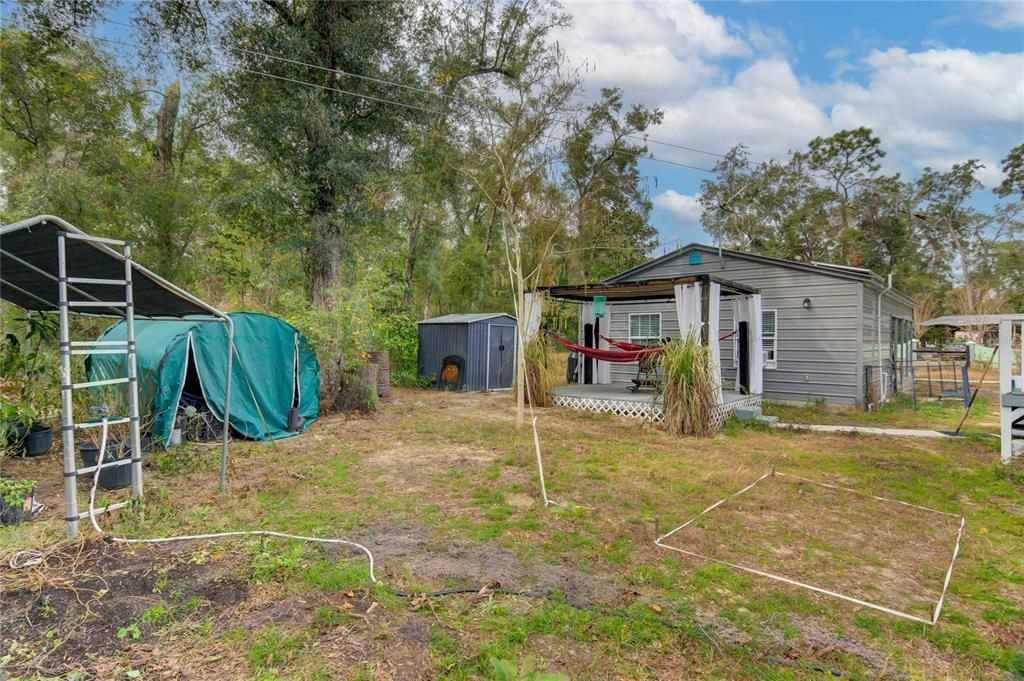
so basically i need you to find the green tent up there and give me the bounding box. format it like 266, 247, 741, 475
87, 312, 319, 446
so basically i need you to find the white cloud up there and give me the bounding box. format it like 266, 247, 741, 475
556, 3, 1023, 188
982, 1, 1024, 28
827, 48, 1024, 178
653, 59, 833, 162
654, 190, 703, 227
554, 0, 748, 102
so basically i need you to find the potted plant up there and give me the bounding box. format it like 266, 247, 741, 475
0, 474, 38, 525
79, 419, 134, 490
0, 400, 27, 448
0, 313, 59, 457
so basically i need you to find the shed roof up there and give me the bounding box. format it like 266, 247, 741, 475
1, 215, 224, 319
921, 314, 1024, 328
418, 313, 516, 324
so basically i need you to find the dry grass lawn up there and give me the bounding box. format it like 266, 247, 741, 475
1, 388, 1022, 680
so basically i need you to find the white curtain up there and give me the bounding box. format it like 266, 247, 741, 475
707, 282, 724, 402
734, 294, 764, 395
749, 294, 763, 395
522, 292, 543, 344
674, 283, 702, 341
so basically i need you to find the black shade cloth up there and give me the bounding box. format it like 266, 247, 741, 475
1, 215, 219, 318
538, 273, 759, 302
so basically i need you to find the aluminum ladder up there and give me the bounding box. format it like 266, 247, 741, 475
57, 232, 144, 537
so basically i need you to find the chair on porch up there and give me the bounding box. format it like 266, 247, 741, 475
629, 337, 669, 392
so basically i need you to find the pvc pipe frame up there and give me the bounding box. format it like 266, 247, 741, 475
654, 470, 965, 625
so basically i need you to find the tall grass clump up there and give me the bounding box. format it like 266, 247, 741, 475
659, 331, 720, 437
521, 335, 555, 407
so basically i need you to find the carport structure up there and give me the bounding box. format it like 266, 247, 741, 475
1, 215, 234, 536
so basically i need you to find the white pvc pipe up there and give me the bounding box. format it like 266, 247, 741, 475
877, 273, 893, 405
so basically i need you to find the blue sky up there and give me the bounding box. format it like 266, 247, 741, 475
553, 1, 1023, 250
9, 0, 1020, 253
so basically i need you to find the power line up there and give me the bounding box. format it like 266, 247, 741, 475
5, 6, 729, 160
239, 65, 715, 173
232, 46, 727, 159
239, 67, 444, 116
4, 19, 718, 174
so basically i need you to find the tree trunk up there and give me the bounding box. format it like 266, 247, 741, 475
154, 82, 180, 178
402, 207, 424, 304
308, 184, 342, 310
152, 81, 182, 277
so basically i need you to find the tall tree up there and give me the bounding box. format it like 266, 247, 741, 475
563, 87, 662, 282
0, 27, 141, 226
917, 160, 986, 314
799, 127, 885, 258
141, 0, 425, 309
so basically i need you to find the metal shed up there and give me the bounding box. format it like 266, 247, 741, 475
417, 313, 518, 391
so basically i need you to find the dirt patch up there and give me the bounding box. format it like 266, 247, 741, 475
344, 522, 623, 604
0, 539, 248, 678
781, 616, 905, 678
360, 444, 500, 491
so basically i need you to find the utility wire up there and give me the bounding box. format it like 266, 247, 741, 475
238, 66, 716, 173
7, 8, 729, 164
232, 45, 727, 159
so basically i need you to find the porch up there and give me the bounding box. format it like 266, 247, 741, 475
551, 383, 762, 426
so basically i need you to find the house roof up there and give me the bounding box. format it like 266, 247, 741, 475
921, 314, 1024, 328
0, 215, 226, 319
538, 273, 758, 302
418, 313, 515, 324
605, 243, 915, 307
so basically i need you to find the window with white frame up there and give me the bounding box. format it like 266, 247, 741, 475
762, 309, 778, 369
629, 313, 661, 345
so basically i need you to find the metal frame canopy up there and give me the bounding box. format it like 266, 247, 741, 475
1, 215, 235, 535
537, 273, 758, 302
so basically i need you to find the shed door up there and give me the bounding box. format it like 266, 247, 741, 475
487, 324, 516, 390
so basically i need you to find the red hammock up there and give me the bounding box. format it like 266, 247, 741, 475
598, 334, 649, 351
601, 330, 739, 348
548, 332, 663, 363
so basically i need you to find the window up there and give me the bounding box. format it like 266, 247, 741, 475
762, 309, 777, 369
629, 313, 661, 345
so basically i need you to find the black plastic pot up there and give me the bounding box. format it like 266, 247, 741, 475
79, 441, 133, 490
3, 422, 29, 447
21, 423, 53, 457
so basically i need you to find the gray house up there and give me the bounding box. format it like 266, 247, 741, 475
596, 244, 915, 406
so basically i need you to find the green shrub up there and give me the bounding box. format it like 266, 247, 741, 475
522, 336, 555, 407
659, 331, 720, 437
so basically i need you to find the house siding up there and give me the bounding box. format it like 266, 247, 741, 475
604, 246, 866, 404
860, 282, 915, 403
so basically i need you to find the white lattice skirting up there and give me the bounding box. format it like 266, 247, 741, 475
552, 394, 666, 422
552, 392, 762, 429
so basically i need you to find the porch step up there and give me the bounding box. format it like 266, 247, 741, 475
734, 406, 763, 421
756, 415, 779, 426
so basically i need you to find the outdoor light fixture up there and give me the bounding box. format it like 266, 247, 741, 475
802, 297, 812, 309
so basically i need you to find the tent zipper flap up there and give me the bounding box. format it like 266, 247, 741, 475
190, 333, 235, 435
166, 333, 194, 449
294, 332, 301, 411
